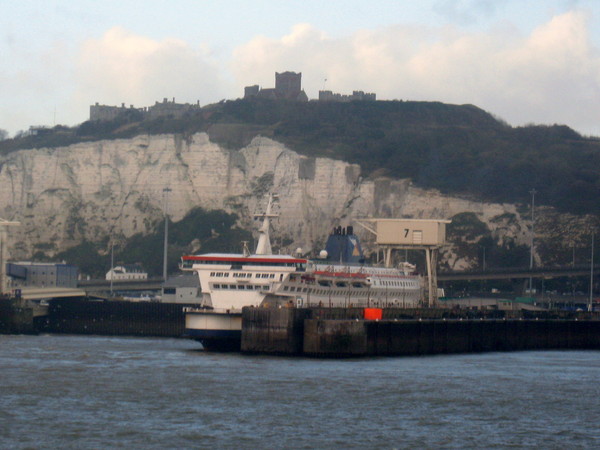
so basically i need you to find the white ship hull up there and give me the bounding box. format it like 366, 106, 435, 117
184, 308, 243, 351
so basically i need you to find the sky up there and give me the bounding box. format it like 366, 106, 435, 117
2, 0, 600, 137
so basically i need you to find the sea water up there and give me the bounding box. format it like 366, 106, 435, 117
1, 334, 599, 449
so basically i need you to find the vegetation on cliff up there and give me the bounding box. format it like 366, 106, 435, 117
446, 212, 530, 270
54, 207, 251, 278
3, 98, 599, 217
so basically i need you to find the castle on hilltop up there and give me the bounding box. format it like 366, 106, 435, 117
244, 71, 308, 101
244, 71, 376, 103
89, 71, 377, 122
89, 98, 201, 122
318, 90, 376, 102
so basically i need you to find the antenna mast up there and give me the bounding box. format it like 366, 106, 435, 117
254, 194, 279, 255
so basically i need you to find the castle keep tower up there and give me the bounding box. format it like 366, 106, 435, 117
244, 71, 308, 101
275, 72, 302, 99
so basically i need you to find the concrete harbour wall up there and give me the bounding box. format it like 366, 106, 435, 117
241, 307, 600, 357
0, 299, 35, 334
303, 318, 600, 357
241, 307, 312, 354
36, 298, 190, 338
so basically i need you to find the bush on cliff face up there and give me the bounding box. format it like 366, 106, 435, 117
447, 212, 488, 242
128, 207, 252, 276
55, 207, 252, 278
447, 213, 530, 270
55, 241, 106, 277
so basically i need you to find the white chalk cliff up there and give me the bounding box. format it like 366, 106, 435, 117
0, 133, 594, 269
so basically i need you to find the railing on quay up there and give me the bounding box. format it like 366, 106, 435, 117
438, 264, 600, 281
77, 277, 165, 292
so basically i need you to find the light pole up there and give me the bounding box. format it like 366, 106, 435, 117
482, 246, 486, 271
481, 246, 486, 294
571, 241, 576, 297
110, 240, 114, 296
162, 187, 172, 281
529, 189, 536, 294
589, 233, 594, 312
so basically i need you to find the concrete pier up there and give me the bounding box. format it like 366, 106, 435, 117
36, 298, 191, 338
0, 298, 36, 334
241, 307, 311, 355
241, 307, 600, 357
303, 318, 600, 357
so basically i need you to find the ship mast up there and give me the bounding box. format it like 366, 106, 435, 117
254, 194, 278, 255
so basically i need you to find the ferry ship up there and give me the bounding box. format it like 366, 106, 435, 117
181, 195, 422, 350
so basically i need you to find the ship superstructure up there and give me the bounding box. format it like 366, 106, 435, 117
182, 194, 422, 350
278, 226, 420, 308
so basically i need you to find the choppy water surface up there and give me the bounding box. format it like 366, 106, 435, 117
1, 334, 599, 449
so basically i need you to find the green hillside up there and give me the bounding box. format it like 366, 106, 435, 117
213, 99, 600, 215
55, 207, 252, 278
3, 98, 600, 215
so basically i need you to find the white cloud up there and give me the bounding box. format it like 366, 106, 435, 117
4, 10, 600, 138
73, 27, 229, 112
231, 11, 600, 136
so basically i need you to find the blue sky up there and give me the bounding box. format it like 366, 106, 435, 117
2, 0, 600, 137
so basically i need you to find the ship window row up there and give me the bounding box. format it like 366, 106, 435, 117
375, 280, 415, 287
283, 286, 309, 293
306, 289, 411, 297
212, 284, 269, 290
202, 260, 301, 267
316, 281, 365, 288
210, 272, 275, 279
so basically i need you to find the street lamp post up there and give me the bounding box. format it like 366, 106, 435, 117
481, 246, 486, 294
482, 246, 486, 271
163, 187, 172, 281
110, 240, 114, 296
589, 233, 594, 312
529, 189, 536, 294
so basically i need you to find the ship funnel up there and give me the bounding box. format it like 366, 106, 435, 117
322, 226, 365, 263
